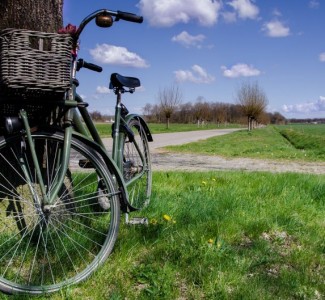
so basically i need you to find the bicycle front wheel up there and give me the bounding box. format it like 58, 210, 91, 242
0, 131, 120, 294
122, 117, 152, 210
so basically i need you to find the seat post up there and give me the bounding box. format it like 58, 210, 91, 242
112, 88, 123, 163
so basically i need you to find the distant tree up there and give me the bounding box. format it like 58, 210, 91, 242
213, 102, 228, 126
158, 84, 182, 129
193, 97, 210, 127
142, 103, 153, 121
270, 112, 287, 124
89, 111, 105, 122
0, 0, 63, 32
236, 81, 268, 131
178, 102, 194, 124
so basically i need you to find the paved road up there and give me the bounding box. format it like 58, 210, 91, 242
103, 129, 325, 174
102, 128, 241, 152
149, 128, 241, 151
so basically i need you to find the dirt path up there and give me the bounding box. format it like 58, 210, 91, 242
102, 129, 325, 174
148, 130, 325, 174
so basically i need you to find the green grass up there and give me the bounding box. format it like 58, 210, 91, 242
93, 122, 242, 137
279, 124, 325, 137
164, 125, 325, 162
15, 171, 324, 300
3, 124, 323, 299
147, 123, 242, 134
93, 122, 112, 137
276, 125, 325, 157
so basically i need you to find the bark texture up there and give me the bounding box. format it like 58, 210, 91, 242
0, 0, 63, 32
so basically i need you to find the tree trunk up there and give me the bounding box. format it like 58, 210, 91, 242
0, 0, 63, 32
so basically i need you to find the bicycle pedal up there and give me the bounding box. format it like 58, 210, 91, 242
126, 217, 148, 226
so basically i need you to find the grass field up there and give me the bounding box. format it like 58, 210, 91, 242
93, 122, 242, 137
164, 125, 325, 162
14, 171, 324, 300
3, 124, 324, 299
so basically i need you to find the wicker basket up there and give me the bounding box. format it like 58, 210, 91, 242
0, 28, 72, 99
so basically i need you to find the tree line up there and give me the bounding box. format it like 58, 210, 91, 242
142, 100, 286, 127
143, 81, 287, 129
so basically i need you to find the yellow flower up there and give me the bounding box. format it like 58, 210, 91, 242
208, 238, 214, 244
163, 214, 171, 222
150, 218, 158, 225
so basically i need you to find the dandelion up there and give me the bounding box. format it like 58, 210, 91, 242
217, 241, 222, 249
150, 218, 158, 225
208, 238, 214, 244
163, 214, 171, 222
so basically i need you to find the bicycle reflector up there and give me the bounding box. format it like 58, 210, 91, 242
96, 13, 113, 28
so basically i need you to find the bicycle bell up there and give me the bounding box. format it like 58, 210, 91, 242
96, 13, 113, 28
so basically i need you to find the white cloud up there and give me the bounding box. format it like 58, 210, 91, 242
282, 96, 325, 114
172, 31, 206, 48
227, 0, 259, 20
96, 86, 110, 94
90, 44, 149, 68
262, 20, 290, 37
174, 65, 215, 83
319, 52, 325, 62
137, 0, 221, 27
272, 9, 282, 17
221, 63, 261, 78
309, 0, 320, 9
222, 12, 237, 23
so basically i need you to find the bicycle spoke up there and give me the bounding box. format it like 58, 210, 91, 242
0, 132, 120, 293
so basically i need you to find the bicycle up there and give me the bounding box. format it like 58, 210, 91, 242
0, 8, 152, 295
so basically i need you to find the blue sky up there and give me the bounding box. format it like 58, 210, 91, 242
64, 0, 325, 119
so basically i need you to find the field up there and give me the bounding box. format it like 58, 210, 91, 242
93, 122, 242, 137
3, 124, 324, 300
164, 124, 325, 162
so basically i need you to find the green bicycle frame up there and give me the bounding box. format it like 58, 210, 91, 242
73, 93, 148, 190
19, 105, 75, 206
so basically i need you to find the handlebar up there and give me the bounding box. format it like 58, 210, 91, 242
73, 9, 143, 42
68, 9, 143, 74
77, 59, 102, 72
116, 10, 143, 23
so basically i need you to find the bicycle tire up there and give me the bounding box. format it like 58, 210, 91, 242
122, 117, 152, 210
0, 131, 120, 294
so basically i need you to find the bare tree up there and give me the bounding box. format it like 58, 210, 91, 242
0, 0, 63, 32
236, 81, 268, 131
193, 97, 210, 127
158, 84, 182, 129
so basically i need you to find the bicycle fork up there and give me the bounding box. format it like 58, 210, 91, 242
19, 109, 73, 209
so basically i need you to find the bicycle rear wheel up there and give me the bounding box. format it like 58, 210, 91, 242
0, 131, 120, 294
122, 117, 152, 210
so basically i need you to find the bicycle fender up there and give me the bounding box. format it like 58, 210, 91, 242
72, 131, 132, 212
124, 114, 153, 142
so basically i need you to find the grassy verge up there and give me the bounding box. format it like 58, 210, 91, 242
18, 171, 324, 300
276, 125, 325, 159
147, 123, 242, 134
164, 126, 325, 162
94, 122, 242, 137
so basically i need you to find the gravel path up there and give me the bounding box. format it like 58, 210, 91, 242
147, 129, 325, 174
102, 129, 325, 174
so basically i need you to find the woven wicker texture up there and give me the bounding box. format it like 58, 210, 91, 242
0, 28, 72, 97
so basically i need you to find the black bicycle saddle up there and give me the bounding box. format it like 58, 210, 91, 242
109, 73, 141, 89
